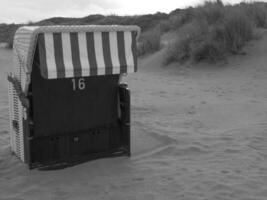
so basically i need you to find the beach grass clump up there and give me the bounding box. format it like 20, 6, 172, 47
164, 1, 255, 64
156, 20, 172, 34
169, 7, 196, 30
164, 37, 191, 65
137, 29, 161, 56
222, 10, 253, 54
192, 38, 225, 62
195, 0, 225, 24
164, 19, 209, 64
240, 2, 267, 28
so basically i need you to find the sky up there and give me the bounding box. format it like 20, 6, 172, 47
0, 0, 256, 24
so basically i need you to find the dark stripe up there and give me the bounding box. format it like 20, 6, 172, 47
131, 31, 138, 72
86, 32, 97, 76
102, 32, 113, 75
70, 32, 82, 77
53, 33, 65, 78
117, 31, 127, 73
37, 33, 48, 79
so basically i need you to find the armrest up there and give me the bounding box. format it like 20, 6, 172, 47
118, 83, 131, 156
7, 74, 29, 108
118, 83, 130, 125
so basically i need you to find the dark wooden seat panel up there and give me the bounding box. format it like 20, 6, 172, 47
30, 50, 120, 137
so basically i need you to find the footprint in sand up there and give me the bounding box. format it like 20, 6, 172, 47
187, 105, 197, 115
183, 119, 204, 129
159, 91, 167, 97
189, 95, 196, 99
51, 187, 68, 200
132, 177, 145, 182
250, 99, 261, 103
201, 101, 207, 104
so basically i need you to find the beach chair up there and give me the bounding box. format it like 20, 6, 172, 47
7, 25, 140, 169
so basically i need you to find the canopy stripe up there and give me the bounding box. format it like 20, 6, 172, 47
37, 30, 138, 79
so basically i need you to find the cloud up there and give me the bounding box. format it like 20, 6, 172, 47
4, 0, 118, 11
1, 0, 120, 23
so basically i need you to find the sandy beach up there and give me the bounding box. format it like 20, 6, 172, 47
0, 30, 267, 199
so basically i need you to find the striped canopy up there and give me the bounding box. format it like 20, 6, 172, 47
13, 25, 140, 79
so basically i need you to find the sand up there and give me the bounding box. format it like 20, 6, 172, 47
1, 32, 267, 199
0, 43, 8, 48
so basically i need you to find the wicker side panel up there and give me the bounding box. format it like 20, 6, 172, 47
8, 81, 25, 162
8, 81, 16, 153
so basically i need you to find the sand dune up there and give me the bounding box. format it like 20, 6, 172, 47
1, 31, 267, 199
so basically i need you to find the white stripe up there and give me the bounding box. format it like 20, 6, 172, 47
44, 33, 57, 78
61, 33, 74, 78
93, 32, 106, 75
124, 31, 135, 73
78, 33, 90, 76
109, 32, 121, 74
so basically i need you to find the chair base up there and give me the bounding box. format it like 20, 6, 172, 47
30, 147, 130, 170
26, 125, 130, 169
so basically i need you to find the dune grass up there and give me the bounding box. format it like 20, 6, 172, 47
138, 1, 267, 60
137, 28, 161, 57
163, 1, 262, 64
0, 24, 19, 49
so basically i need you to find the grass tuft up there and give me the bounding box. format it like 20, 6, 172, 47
137, 29, 161, 56
164, 1, 255, 64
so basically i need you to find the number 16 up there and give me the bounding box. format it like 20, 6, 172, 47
71, 78, 86, 91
